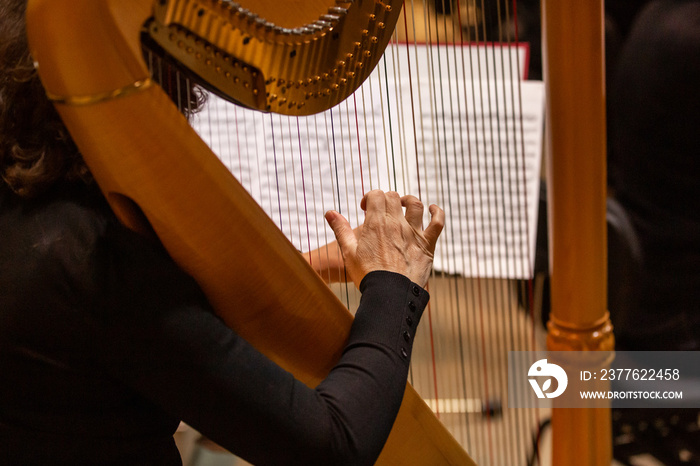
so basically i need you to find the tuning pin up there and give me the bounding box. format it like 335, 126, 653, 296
224, 1, 240, 14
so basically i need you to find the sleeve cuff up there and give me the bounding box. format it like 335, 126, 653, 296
351, 271, 430, 362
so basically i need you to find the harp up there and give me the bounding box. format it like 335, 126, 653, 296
26, 0, 613, 464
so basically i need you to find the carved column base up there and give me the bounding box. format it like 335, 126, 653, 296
547, 312, 615, 352
546, 312, 614, 465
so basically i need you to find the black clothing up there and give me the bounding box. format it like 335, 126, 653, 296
608, 0, 700, 350
0, 183, 429, 465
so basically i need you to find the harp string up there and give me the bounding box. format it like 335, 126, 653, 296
444, 0, 479, 454
342, 101, 360, 223
402, 1, 423, 201
484, 2, 527, 464
453, 8, 485, 452
431, 0, 460, 427
514, 0, 540, 454
446, 0, 493, 459
288, 118, 304, 248
279, 115, 292, 238
402, 5, 445, 426
502, 1, 540, 461
303, 117, 320, 273
502, 36, 531, 466
351, 95, 366, 194
389, 36, 411, 194
148, 0, 546, 462
284, 118, 298, 247
255, 113, 271, 229
502, 6, 528, 466
329, 107, 356, 304
267, 115, 284, 229
358, 87, 374, 191
474, 18, 498, 460
294, 117, 313, 255
396, 22, 449, 443
231, 105, 245, 186
426, 1, 524, 462
425, 6, 453, 437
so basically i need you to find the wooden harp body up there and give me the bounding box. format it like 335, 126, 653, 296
26, 0, 472, 464
26, 0, 613, 463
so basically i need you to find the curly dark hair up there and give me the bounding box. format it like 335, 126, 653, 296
1, 0, 206, 199
0, 0, 88, 198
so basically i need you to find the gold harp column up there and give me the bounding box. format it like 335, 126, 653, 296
542, 0, 614, 464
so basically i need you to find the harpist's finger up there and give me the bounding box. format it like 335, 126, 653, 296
325, 210, 356, 258
401, 195, 424, 230
423, 204, 445, 251
360, 189, 385, 213
384, 191, 403, 218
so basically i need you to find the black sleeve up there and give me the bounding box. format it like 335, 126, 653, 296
88, 223, 429, 466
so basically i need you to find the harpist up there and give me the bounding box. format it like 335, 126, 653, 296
0, 0, 445, 463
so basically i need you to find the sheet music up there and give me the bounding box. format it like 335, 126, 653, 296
391, 41, 530, 81
193, 44, 543, 279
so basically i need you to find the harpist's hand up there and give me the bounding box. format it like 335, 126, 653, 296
325, 190, 444, 288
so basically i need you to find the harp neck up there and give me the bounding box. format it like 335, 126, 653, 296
27, 0, 151, 102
